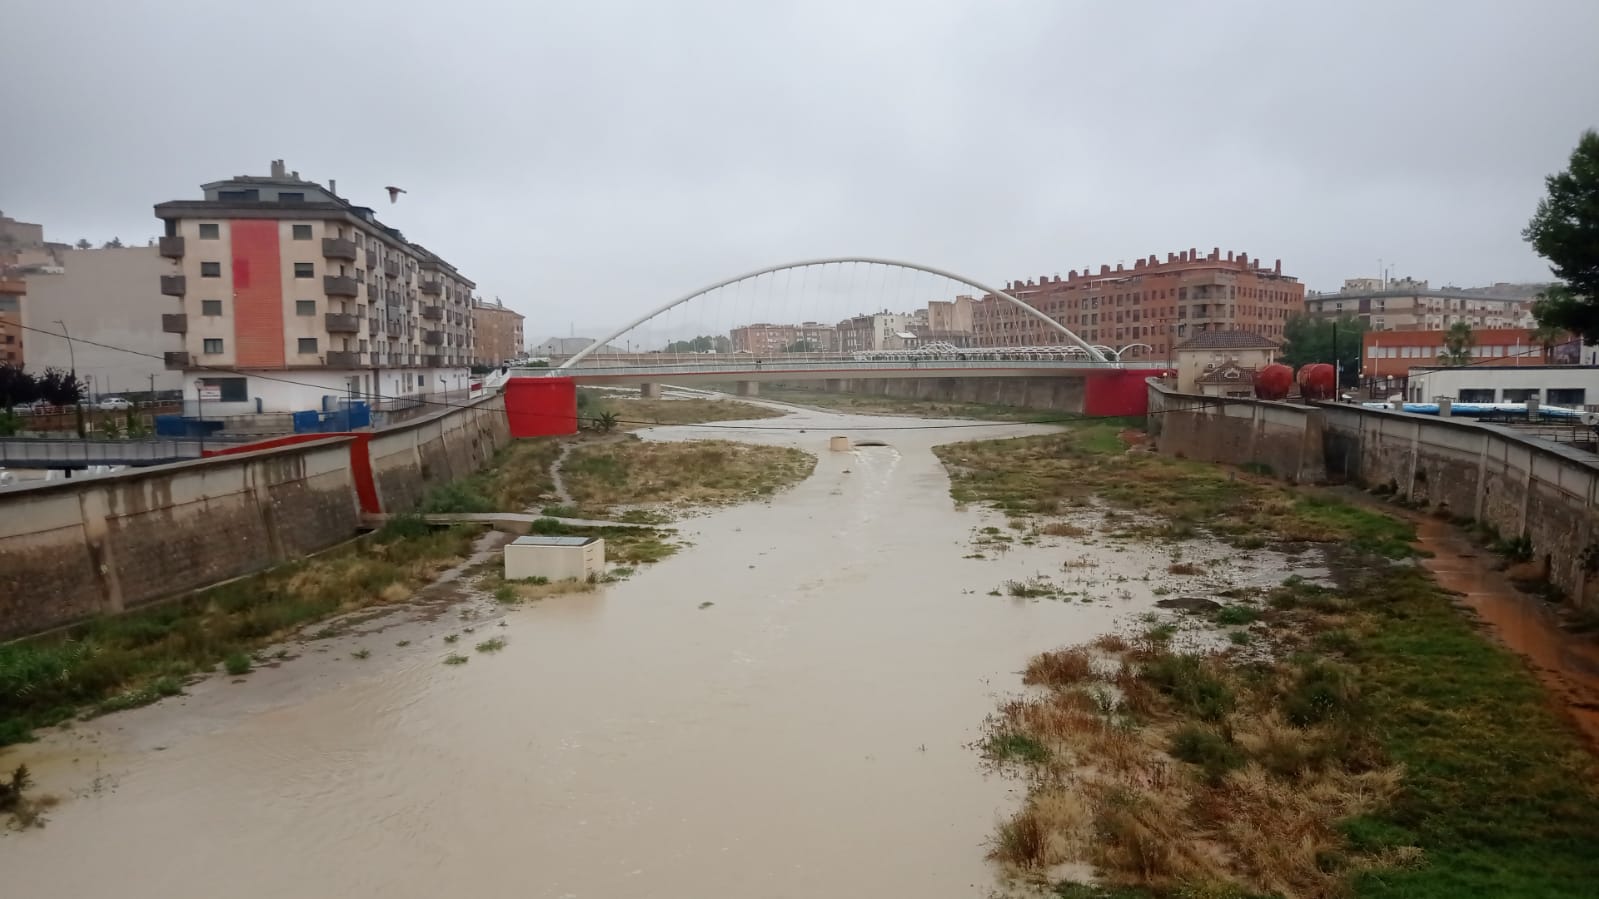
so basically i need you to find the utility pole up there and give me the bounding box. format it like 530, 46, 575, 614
55, 320, 84, 438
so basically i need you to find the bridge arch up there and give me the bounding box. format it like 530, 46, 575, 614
558, 257, 1111, 368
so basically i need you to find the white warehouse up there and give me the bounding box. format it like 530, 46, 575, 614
1405, 365, 1598, 408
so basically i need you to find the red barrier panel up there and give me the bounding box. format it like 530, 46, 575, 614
505, 377, 578, 436
1083, 369, 1166, 417
203, 432, 381, 514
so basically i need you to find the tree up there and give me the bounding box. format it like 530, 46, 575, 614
665, 335, 723, 353
1438, 321, 1474, 366
783, 338, 821, 353
0, 363, 38, 409
74, 238, 92, 250
1528, 321, 1568, 362
101, 237, 123, 249
35, 367, 85, 405
1281, 315, 1366, 386
1523, 130, 1599, 341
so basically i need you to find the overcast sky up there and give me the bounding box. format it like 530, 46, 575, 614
7, 0, 1598, 337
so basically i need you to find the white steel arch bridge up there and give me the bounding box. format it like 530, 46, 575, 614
550, 257, 1147, 375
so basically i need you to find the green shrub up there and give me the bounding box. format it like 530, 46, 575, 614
1141, 652, 1235, 721
1282, 661, 1361, 727
1168, 724, 1244, 783
223, 651, 252, 676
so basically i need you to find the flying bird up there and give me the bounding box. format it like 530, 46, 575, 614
385, 186, 407, 204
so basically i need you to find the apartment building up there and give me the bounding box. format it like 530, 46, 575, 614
836, 312, 915, 353
969, 248, 1302, 360
728, 321, 838, 354
154, 160, 476, 414
0, 279, 23, 366
472, 298, 525, 365
1305, 278, 1535, 331
23, 247, 181, 395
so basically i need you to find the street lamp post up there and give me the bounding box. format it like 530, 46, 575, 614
54, 320, 85, 438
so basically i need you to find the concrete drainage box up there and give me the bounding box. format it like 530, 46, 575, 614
504, 535, 605, 582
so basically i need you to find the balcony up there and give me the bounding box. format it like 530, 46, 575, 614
421, 305, 443, 321
324, 275, 359, 297
385, 321, 403, 337
163, 351, 190, 369
365, 250, 377, 268
160, 275, 186, 296
423, 330, 445, 346
325, 312, 361, 333
322, 237, 358, 261
326, 350, 363, 367
419, 279, 442, 296
384, 258, 400, 277
158, 236, 185, 258
161, 313, 187, 334
422, 355, 444, 367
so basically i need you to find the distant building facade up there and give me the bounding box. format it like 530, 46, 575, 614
837, 312, 914, 353
0, 279, 23, 367
154, 160, 476, 414
1360, 327, 1596, 398
926, 295, 975, 335
969, 248, 1302, 361
472, 299, 525, 365
729, 321, 838, 354
1173, 329, 1281, 394
22, 247, 181, 396
1305, 278, 1537, 331
1404, 366, 1598, 408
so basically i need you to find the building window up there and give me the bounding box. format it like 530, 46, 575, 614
217, 189, 259, 202
200, 376, 248, 402
417, 374, 425, 386
296, 300, 316, 316
1502, 389, 1540, 403
203, 338, 224, 354
297, 337, 318, 354
200, 261, 221, 277
280, 192, 306, 203
292, 224, 313, 240
1458, 389, 1495, 403
1548, 388, 1587, 406
201, 299, 223, 316
294, 262, 314, 278
198, 223, 220, 239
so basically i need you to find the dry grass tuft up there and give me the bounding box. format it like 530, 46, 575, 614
1041, 521, 1091, 537
1093, 633, 1131, 653
380, 582, 412, 603
1167, 561, 1205, 576
563, 438, 815, 514
1024, 648, 1096, 687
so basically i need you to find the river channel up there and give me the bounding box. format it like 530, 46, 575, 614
2, 404, 1315, 897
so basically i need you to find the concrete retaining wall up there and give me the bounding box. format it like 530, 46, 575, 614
774, 376, 1087, 412
0, 394, 511, 640
1149, 380, 1599, 607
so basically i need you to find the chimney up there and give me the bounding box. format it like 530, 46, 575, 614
1167, 252, 1176, 263
1211, 246, 1220, 260
270, 159, 286, 178
1068, 269, 1078, 279
1134, 258, 1145, 270
1100, 264, 1110, 275
1239, 252, 1249, 266
1274, 259, 1282, 274
1149, 254, 1158, 265
1189, 247, 1198, 260
1116, 262, 1124, 272
1227, 250, 1234, 262
329, 178, 337, 197
290, 171, 299, 180
1179, 251, 1188, 263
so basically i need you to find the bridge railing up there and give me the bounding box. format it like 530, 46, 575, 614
515, 357, 1126, 379
0, 437, 250, 469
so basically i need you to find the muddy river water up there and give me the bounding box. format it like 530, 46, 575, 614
0, 405, 1377, 896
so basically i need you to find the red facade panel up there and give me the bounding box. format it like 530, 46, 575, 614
231, 220, 285, 368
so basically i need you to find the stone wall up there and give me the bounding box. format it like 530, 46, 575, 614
1146, 382, 1326, 483
0, 393, 511, 639
1149, 379, 1599, 607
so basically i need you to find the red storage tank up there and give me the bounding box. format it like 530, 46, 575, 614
1254, 363, 1294, 400
1297, 363, 1336, 401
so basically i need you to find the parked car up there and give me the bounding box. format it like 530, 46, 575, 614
97, 396, 132, 411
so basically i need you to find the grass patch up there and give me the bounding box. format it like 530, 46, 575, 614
0, 524, 476, 746
442, 653, 468, 665
1214, 605, 1262, 627
933, 425, 1417, 557
223, 651, 252, 676
474, 637, 507, 653
583, 390, 785, 427
351, 648, 371, 660
984, 731, 1051, 764
562, 436, 815, 515
753, 385, 1074, 422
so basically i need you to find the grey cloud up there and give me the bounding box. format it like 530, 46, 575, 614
6, 0, 1597, 336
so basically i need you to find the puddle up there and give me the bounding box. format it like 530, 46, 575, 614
1414, 516, 1599, 747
